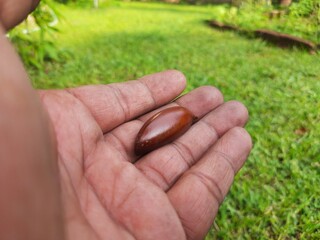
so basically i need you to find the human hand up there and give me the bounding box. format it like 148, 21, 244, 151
0, 3, 251, 238
39, 70, 252, 240
0, 0, 39, 30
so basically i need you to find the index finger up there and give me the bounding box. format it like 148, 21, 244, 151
67, 70, 186, 133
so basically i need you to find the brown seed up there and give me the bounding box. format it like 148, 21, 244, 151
134, 106, 197, 156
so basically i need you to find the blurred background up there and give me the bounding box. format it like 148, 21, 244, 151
9, 0, 320, 239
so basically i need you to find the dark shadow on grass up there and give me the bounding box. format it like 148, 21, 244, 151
204, 20, 318, 53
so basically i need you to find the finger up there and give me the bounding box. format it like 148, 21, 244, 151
167, 127, 252, 240
67, 70, 186, 133
135, 101, 248, 190
0, 0, 39, 30
137, 85, 223, 122
99, 86, 223, 164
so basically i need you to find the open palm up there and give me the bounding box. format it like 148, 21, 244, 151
39, 70, 252, 240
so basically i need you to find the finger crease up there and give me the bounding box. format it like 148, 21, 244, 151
178, 215, 198, 240
137, 80, 157, 108
107, 85, 130, 122
189, 171, 224, 204
142, 164, 171, 188
171, 143, 193, 169
212, 150, 237, 175
201, 120, 220, 139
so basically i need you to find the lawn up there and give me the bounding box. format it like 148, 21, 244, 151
26, 1, 320, 239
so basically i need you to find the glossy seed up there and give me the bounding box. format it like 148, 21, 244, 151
134, 106, 197, 156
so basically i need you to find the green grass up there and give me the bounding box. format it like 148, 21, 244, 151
209, 4, 319, 44
26, 2, 320, 239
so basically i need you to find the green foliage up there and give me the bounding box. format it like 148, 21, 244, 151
210, 1, 319, 43
54, 0, 69, 3
53, 0, 107, 8
54, 0, 80, 3
9, 32, 56, 69
288, 0, 320, 42
9, 0, 64, 69
27, 2, 320, 238
289, 0, 319, 17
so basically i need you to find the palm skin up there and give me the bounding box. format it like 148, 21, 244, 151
39, 70, 252, 240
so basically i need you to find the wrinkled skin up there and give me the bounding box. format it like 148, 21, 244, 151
0, 2, 252, 240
